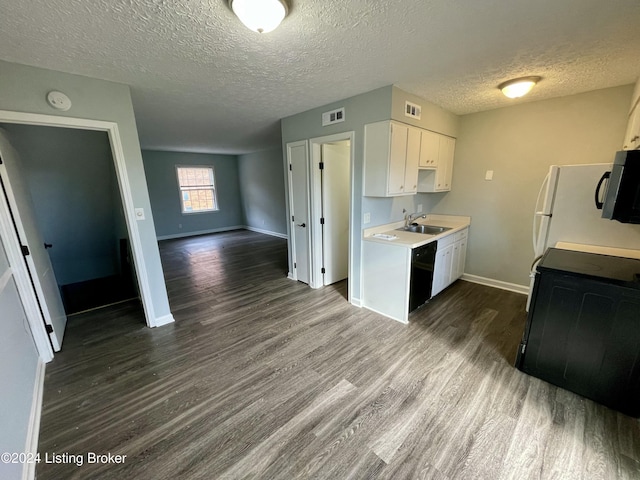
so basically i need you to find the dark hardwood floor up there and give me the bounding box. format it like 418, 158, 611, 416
37, 230, 640, 479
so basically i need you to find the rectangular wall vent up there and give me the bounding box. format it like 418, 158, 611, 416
322, 107, 345, 126
405, 101, 422, 120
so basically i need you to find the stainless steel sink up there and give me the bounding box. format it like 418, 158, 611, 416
396, 224, 452, 235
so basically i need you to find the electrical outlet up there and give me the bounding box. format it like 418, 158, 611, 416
485, 170, 494, 181
417, 204, 423, 213
363, 212, 371, 224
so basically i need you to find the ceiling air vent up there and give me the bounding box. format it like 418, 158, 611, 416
405, 101, 421, 120
322, 107, 345, 126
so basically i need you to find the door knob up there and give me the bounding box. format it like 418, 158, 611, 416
44, 243, 53, 249
297, 223, 306, 228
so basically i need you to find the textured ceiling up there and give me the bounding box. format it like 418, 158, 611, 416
1, 0, 639, 154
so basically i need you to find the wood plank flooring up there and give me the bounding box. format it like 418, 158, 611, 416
36, 230, 640, 479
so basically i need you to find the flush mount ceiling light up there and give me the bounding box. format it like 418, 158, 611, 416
498, 76, 542, 99
229, 0, 289, 33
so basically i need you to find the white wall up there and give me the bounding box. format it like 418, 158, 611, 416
432, 85, 634, 287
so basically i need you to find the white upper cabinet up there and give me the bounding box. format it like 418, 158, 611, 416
623, 79, 640, 151
405, 126, 421, 194
417, 134, 456, 192
419, 130, 440, 168
364, 121, 420, 197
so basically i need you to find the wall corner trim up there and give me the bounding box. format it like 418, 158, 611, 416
153, 314, 175, 327
461, 274, 529, 295
23, 359, 45, 480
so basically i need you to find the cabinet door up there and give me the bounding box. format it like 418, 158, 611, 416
388, 123, 408, 195
404, 127, 420, 194
451, 240, 461, 281
456, 237, 467, 279
623, 80, 640, 151
419, 130, 439, 168
623, 104, 640, 151
432, 244, 453, 296
435, 136, 455, 192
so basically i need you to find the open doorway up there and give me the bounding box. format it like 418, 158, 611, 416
0, 124, 141, 349
310, 132, 354, 302
1, 124, 139, 315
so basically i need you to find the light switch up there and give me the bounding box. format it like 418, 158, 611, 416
417, 204, 423, 213
485, 170, 494, 181
135, 208, 145, 220
363, 212, 371, 224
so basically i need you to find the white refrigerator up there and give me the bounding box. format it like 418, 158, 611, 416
528, 163, 640, 308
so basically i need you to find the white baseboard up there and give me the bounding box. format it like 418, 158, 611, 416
243, 226, 288, 239
157, 225, 244, 241
23, 359, 45, 480
350, 297, 362, 308
287, 272, 295, 280
461, 274, 529, 295
153, 313, 175, 327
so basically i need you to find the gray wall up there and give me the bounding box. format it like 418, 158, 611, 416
282, 85, 459, 300
2, 124, 127, 285
0, 60, 172, 322
142, 150, 243, 239
238, 146, 287, 236
0, 236, 39, 480
432, 85, 634, 286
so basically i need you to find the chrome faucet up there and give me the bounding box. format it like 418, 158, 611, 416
405, 212, 426, 227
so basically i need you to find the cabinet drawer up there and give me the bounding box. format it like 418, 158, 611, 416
454, 229, 468, 242
437, 233, 455, 248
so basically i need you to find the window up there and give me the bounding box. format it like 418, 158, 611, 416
176, 166, 218, 213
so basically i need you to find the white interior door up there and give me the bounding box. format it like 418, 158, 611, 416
287, 142, 310, 284
321, 142, 350, 285
0, 129, 66, 350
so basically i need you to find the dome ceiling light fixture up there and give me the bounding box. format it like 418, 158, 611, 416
229, 0, 289, 34
498, 76, 542, 99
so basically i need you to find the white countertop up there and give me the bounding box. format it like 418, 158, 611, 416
363, 214, 471, 249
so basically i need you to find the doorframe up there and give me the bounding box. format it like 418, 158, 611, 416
309, 132, 355, 303
286, 140, 311, 282
0, 109, 158, 360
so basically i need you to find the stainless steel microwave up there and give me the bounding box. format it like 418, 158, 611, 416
595, 150, 640, 224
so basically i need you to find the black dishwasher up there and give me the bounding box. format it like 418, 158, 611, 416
516, 248, 640, 417
409, 241, 437, 312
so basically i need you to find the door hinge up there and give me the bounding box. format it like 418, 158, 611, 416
520, 343, 526, 355
45, 324, 53, 334
291, 215, 295, 222
289, 164, 292, 171
321, 267, 326, 274
320, 217, 325, 225
319, 162, 324, 170
294, 262, 297, 269
21, 245, 30, 256
0, 154, 3, 165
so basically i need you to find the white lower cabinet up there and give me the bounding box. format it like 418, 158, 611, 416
362, 226, 469, 323
432, 228, 468, 296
